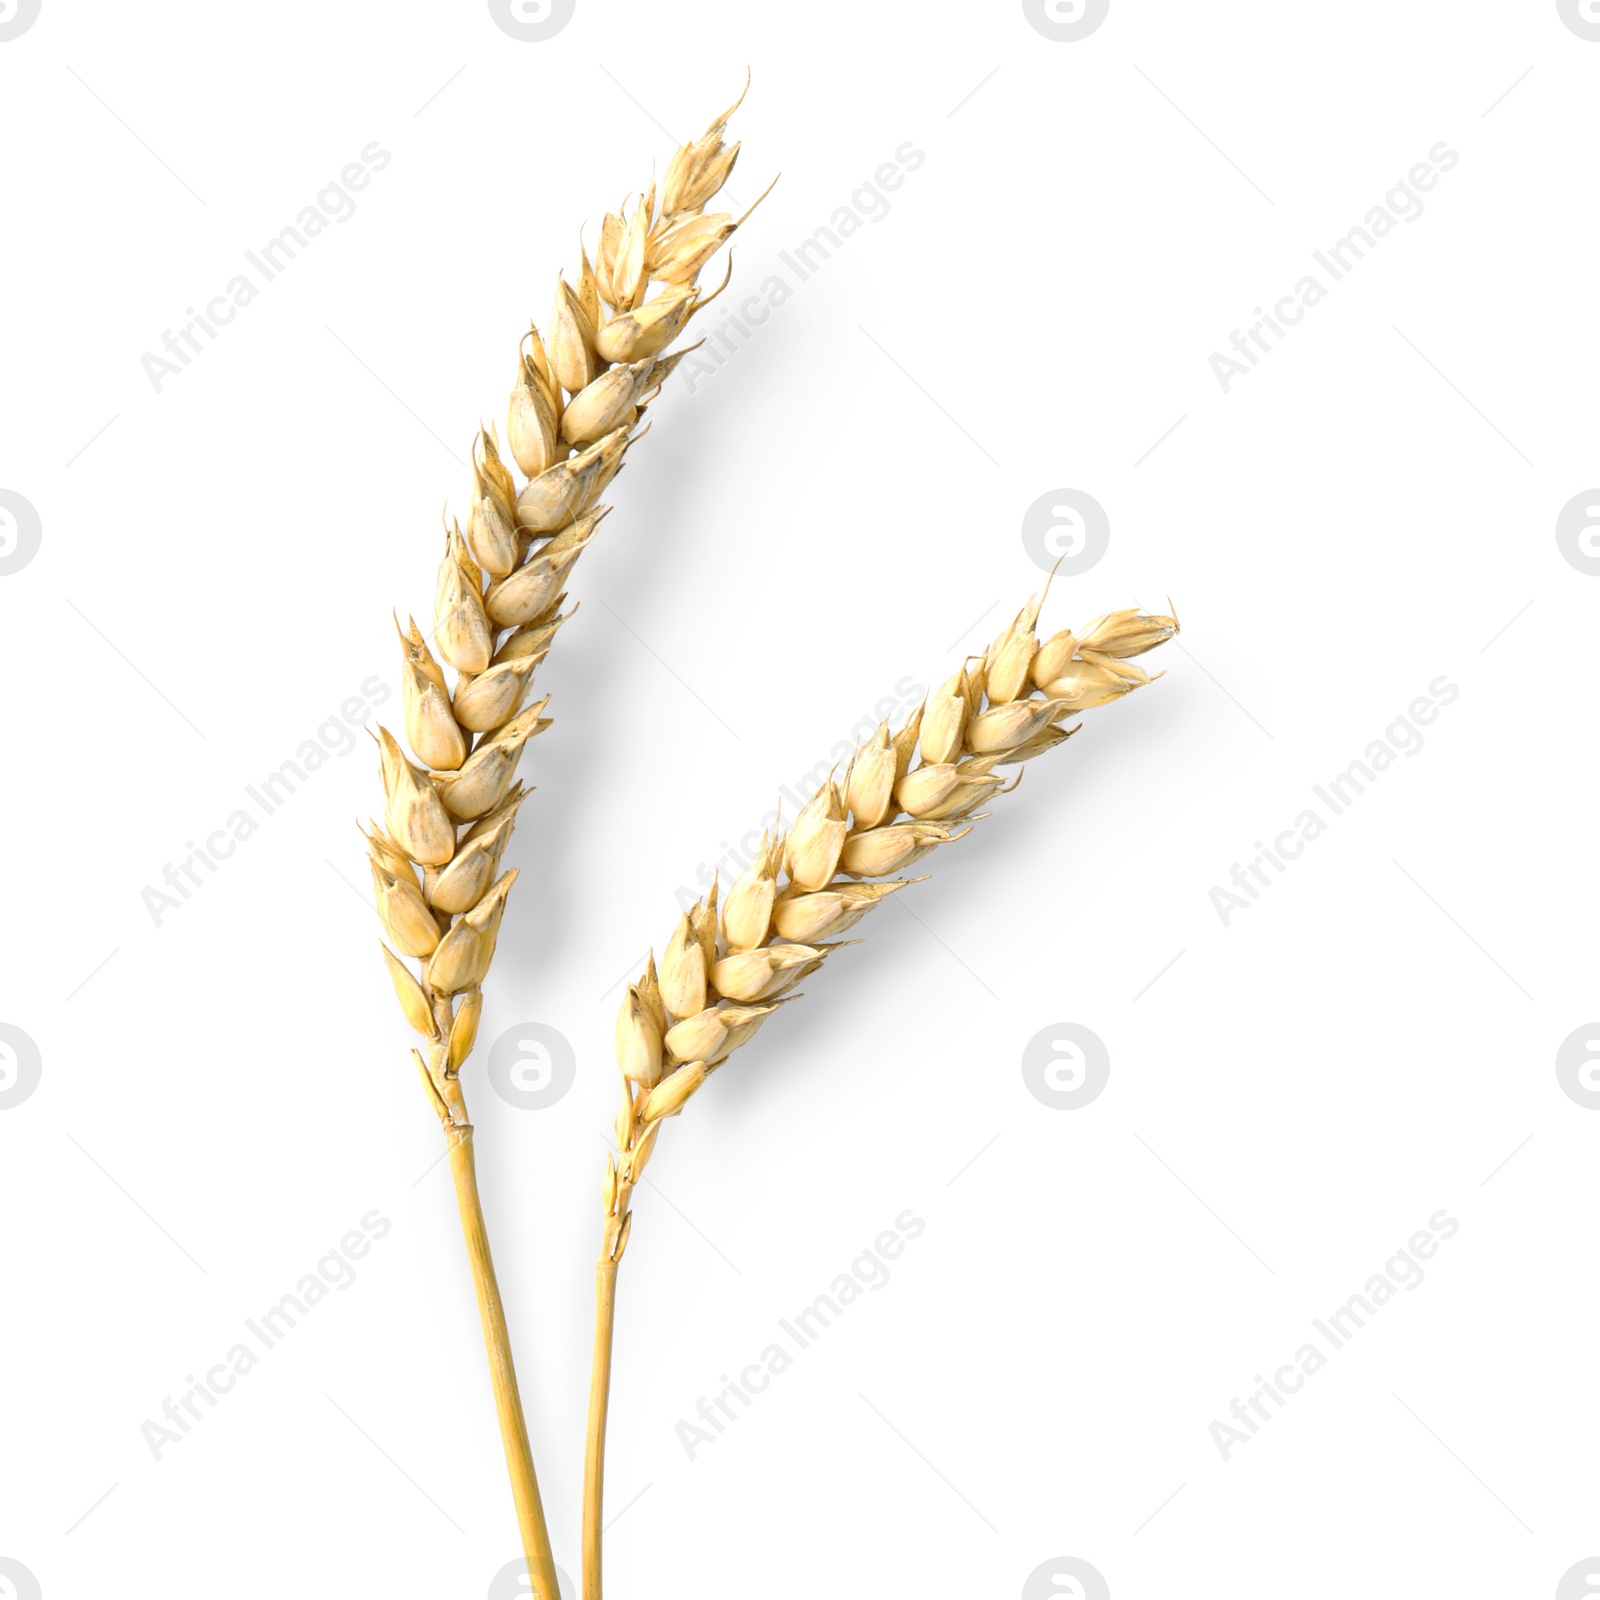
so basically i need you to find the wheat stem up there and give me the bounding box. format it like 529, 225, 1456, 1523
584, 596, 1179, 1588
369, 84, 759, 1597
582, 1252, 621, 1600
584, 1145, 634, 1597
447, 1112, 562, 1597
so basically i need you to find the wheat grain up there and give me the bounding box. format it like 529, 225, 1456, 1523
364, 86, 762, 1600
582, 592, 1177, 1595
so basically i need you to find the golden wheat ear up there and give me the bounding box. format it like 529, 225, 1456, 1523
583, 595, 1178, 1593
366, 90, 763, 1600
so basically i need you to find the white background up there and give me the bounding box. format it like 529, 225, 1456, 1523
2, 2, 1598, 1597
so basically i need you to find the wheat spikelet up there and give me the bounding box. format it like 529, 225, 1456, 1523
603, 596, 1177, 1202
374, 82, 763, 1104
582, 592, 1176, 1592
365, 87, 763, 1600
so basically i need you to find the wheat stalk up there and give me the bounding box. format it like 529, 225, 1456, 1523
367, 86, 760, 1600
583, 593, 1177, 1596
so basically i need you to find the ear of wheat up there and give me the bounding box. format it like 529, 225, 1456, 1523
368, 86, 760, 1600
582, 596, 1177, 1596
